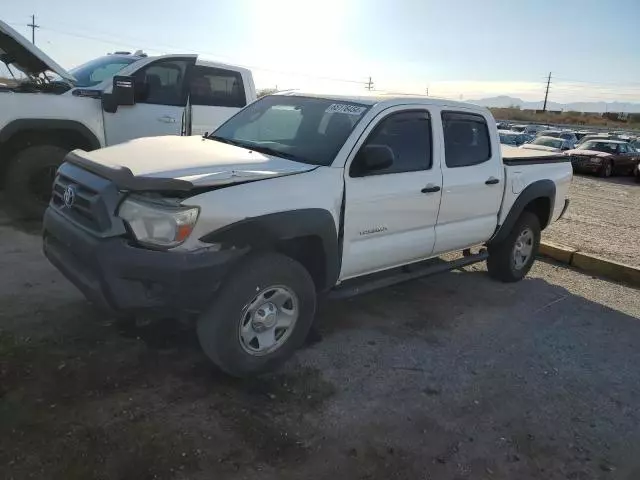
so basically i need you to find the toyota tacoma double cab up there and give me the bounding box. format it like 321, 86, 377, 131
43, 92, 572, 376
0, 20, 255, 218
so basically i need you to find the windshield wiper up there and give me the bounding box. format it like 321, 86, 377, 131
242, 144, 314, 164
205, 135, 247, 148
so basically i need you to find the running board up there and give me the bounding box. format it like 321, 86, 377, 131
328, 251, 488, 300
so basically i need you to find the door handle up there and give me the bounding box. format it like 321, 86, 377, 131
421, 184, 441, 193
485, 177, 500, 185
158, 115, 177, 123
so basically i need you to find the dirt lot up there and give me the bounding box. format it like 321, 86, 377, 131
544, 174, 640, 268
2, 218, 640, 480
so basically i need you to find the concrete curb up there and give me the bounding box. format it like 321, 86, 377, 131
539, 240, 640, 287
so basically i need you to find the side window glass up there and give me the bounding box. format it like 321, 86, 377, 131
442, 112, 491, 168
189, 66, 247, 108
350, 111, 432, 177
133, 59, 190, 106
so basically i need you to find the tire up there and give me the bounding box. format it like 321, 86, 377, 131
487, 211, 541, 283
4, 145, 69, 220
197, 252, 317, 377
599, 159, 613, 178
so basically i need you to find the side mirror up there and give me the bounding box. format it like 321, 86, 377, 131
113, 76, 136, 106
354, 145, 394, 175
102, 76, 136, 113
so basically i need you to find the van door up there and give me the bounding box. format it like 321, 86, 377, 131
340, 107, 443, 280
102, 58, 192, 146
433, 110, 504, 253
187, 65, 248, 135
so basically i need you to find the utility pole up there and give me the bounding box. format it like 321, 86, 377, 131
542, 72, 552, 112
425, 86, 429, 96
27, 14, 40, 45
366, 76, 374, 91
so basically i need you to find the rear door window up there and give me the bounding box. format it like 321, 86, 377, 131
441, 112, 491, 168
189, 66, 246, 108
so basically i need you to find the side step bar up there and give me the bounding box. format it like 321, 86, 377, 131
328, 250, 488, 300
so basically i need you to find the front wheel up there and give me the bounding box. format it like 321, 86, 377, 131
599, 159, 613, 178
487, 212, 541, 282
197, 253, 317, 377
4, 145, 69, 220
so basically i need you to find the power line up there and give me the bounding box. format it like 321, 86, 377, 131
39, 23, 368, 86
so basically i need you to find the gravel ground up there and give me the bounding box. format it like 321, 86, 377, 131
1, 220, 640, 480
544, 174, 640, 267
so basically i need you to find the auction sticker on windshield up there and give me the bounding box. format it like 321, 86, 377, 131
325, 103, 367, 115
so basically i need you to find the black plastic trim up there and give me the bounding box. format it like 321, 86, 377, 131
488, 179, 556, 245
503, 156, 571, 165
200, 209, 340, 291
0, 119, 102, 150
64, 151, 193, 192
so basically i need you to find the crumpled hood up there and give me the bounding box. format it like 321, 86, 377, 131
0, 20, 75, 83
566, 149, 612, 158
77, 136, 317, 187
520, 144, 561, 153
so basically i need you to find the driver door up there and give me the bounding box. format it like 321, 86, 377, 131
103, 58, 192, 146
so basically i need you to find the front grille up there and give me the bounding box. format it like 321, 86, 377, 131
49, 162, 124, 235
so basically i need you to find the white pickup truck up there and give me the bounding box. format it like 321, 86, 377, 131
0, 20, 255, 218
43, 92, 572, 376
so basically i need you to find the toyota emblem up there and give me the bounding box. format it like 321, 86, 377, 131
63, 185, 77, 208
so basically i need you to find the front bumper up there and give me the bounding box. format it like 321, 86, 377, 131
43, 207, 245, 317
571, 156, 602, 173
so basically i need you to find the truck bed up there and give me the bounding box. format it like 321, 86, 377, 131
501, 145, 571, 165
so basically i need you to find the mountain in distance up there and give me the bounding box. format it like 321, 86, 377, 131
470, 95, 640, 113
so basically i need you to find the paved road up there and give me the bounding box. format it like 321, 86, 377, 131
544, 174, 640, 267
1, 222, 639, 479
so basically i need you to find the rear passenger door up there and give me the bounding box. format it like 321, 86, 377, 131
340, 107, 442, 280
433, 110, 504, 253
188, 65, 248, 135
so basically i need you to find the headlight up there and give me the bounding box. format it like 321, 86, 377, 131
118, 197, 199, 249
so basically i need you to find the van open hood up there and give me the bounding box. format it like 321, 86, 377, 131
0, 20, 76, 83
66, 136, 317, 191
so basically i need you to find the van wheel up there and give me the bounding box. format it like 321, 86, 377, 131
197, 252, 316, 377
4, 145, 68, 220
487, 211, 541, 282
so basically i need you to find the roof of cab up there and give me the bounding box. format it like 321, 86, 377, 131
274, 90, 490, 112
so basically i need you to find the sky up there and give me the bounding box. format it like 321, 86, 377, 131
3, 0, 640, 104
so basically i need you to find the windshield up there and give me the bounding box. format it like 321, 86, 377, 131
69, 55, 137, 87
578, 141, 619, 153
511, 126, 526, 132
540, 131, 561, 138
211, 95, 371, 166
532, 137, 563, 148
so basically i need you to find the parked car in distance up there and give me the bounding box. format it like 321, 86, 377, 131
498, 129, 526, 146
42, 91, 572, 376
576, 133, 612, 146
574, 130, 593, 140
510, 124, 547, 137
0, 20, 257, 219
520, 136, 572, 153
566, 139, 640, 177
536, 130, 578, 149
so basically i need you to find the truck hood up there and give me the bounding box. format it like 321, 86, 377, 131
0, 20, 75, 83
566, 149, 612, 158
520, 144, 561, 153
75, 136, 317, 188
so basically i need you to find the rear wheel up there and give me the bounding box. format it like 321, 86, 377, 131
4, 145, 68, 220
487, 212, 541, 282
197, 252, 316, 377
